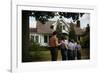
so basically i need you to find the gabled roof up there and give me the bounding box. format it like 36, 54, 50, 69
36, 21, 55, 34
30, 28, 37, 33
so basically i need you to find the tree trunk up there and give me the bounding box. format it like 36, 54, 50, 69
22, 11, 31, 62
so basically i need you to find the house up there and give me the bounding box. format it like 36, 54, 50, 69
30, 21, 55, 46
29, 17, 85, 46
29, 17, 70, 46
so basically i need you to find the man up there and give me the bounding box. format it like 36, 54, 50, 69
68, 39, 75, 60
75, 41, 81, 59
49, 31, 59, 61
60, 36, 68, 60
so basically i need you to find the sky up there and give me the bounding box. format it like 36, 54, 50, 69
29, 13, 90, 29
79, 13, 90, 28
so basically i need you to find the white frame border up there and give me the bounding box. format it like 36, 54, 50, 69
11, 1, 97, 73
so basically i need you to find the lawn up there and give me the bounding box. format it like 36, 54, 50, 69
29, 48, 89, 62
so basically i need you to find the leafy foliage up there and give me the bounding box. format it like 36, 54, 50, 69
31, 11, 84, 23
80, 24, 90, 48
68, 24, 76, 41
59, 12, 84, 21
31, 11, 55, 24
29, 40, 50, 61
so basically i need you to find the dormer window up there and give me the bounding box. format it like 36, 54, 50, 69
63, 26, 65, 30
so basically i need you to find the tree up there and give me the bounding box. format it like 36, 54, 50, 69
55, 20, 63, 39
68, 23, 76, 41
80, 24, 90, 59
22, 11, 32, 62
81, 24, 90, 48
31, 11, 55, 24
31, 11, 84, 24
59, 12, 84, 22
86, 24, 90, 48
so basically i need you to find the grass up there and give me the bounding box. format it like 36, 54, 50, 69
80, 48, 90, 59
29, 48, 89, 62
30, 50, 62, 61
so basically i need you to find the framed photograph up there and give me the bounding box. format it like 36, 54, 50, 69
11, 0, 97, 73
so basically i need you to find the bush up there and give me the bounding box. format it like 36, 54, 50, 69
29, 42, 49, 51
29, 42, 50, 61
80, 35, 90, 49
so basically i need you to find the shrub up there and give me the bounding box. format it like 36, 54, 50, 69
29, 42, 50, 61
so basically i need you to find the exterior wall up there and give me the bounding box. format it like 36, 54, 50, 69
30, 33, 49, 46
30, 33, 38, 42
39, 34, 49, 46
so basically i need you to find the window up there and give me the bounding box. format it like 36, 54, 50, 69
31, 35, 34, 42
60, 25, 62, 29
63, 26, 65, 30
49, 36, 51, 39
35, 36, 39, 43
77, 36, 80, 41
44, 35, 48, 43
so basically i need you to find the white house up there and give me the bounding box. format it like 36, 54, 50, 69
29, 17, 70, 46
